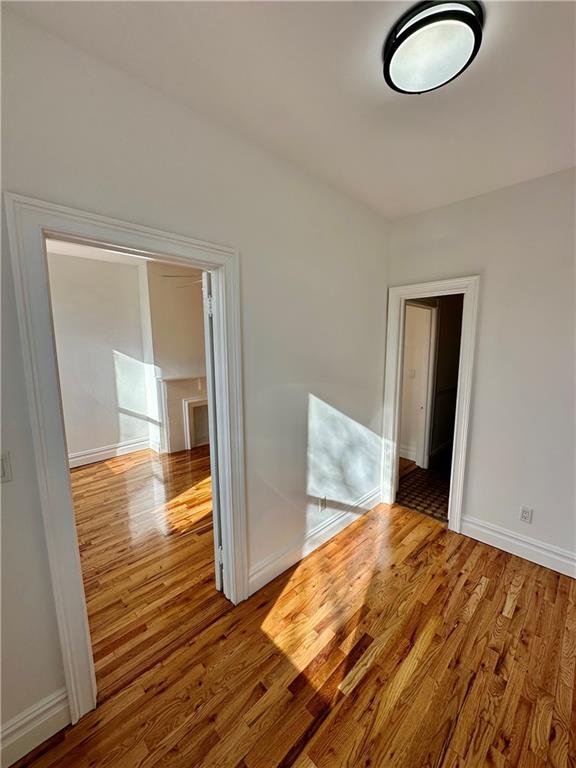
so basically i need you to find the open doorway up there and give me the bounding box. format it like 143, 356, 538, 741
381, 276, 479, 533
45, 238, 229, 702
396, 295, 464, 522
6, 193, 248, 722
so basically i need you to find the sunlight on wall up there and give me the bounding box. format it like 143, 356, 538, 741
307, 394, 381, 513
113, 350, 160, 443
144, 364, 162, 449
257, 395, 385, 667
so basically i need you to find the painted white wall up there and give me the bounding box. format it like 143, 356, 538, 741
1, 242, 67, 727
390, 169, 575, 554
399, 305, 431, 462
144, 260, 207, 453
1, 9, 389, 753
146, 261, 205, 380
47, 253, 149, 459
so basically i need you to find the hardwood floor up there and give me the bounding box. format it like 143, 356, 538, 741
72, 446, 231, 702
398, 457, 416, 479
15, 451, 576, 768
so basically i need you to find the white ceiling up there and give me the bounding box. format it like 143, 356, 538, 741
45, 239, 202, 277
12, 1, 576, 218
46, 239, 149, 266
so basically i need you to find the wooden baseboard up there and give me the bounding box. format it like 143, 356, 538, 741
248, 488, 381, 595
1, 689, 69, 767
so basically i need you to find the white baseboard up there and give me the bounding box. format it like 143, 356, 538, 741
399, 445, 416, 461
68, 437, 150, 468
248, 487, 381, 595
461, 516, 576, 578
1, 688, 70, 767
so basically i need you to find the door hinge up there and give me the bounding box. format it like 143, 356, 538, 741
205, 295, 214, 318
217, 545, 223, 566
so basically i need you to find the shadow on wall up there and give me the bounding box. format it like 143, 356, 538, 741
242, 391, 387, 595
307, 394, 381, 512
301, 393, 382, 552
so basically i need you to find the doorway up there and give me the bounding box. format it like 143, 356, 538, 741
5, 193, 248, 723
381, 276, 479, 532
45, 239, 229, 701
396, 295, 464, 522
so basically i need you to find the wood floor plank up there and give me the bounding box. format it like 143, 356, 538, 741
12, 448, 576, 768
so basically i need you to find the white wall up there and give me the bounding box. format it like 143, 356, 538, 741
145, 261, 207, 453
390, 169, 575, 556
146, 261, 205, 380
1, 241, 67, 728
47, 253, 149, 461
1, 10, 389, 755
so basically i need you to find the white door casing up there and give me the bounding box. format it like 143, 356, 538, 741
381, 276, 480, 533
4, 192, 249, 723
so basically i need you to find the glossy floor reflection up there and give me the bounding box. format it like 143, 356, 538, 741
16, 480, 575, 767
13, 506, 576, 768
71, 446, 230, 702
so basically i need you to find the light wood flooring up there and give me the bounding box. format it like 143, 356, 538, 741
15, 449, 576, 767
72, 446, 230, 702
398, 457, 416, 479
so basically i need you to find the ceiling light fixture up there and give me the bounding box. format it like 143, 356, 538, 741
383, 1, 484, 94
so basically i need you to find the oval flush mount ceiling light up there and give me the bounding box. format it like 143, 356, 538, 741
383, 1, 484, 94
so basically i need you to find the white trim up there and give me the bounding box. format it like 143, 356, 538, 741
202, 270, 224, 593
381, 275, 480, 534
248, 487, 381, 595
182, 398, 209, 451
4, 193, 248, 731
461, 516, 576, 578
1, 689, 70, 767
399, 445, 416, 461
68, 437, 150, 468
157, 378, 170, 454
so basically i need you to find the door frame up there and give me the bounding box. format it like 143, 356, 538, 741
4, 192, 249, 723
381, 276, 480, 532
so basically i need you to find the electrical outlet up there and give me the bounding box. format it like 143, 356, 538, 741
520, 507, 533, 524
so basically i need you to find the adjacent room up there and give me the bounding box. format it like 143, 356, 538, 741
396, 294, 464, 522
46, 238, 229, 702
1, 2, 574, 767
